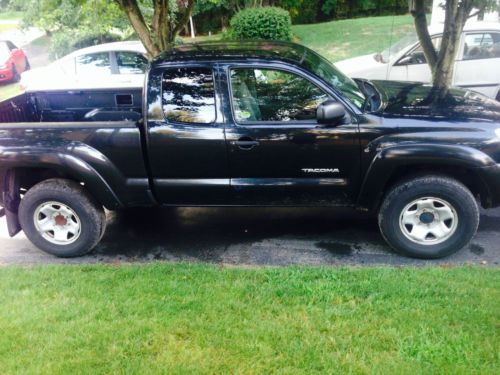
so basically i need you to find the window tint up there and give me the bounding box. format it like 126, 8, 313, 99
116, 51, 148, 74
463, 33, 500, 60
162, 67, 216, 124
230, 68, 329, 123
76, 52, 111, 75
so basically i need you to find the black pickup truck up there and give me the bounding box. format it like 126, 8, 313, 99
1, 41, 500, 259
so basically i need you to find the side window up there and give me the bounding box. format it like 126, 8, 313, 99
400, 37, 442, 65
161, 67, 216, 124
463, 33, 500, 60
76, 52, 111, 75
116, 51, 148, 74
230, 68, 329, 123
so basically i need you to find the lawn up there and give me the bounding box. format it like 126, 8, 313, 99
0, 264, 498, 374
0, 23, 16, 32
0, 82, 21, 101
0, 11, 22, 21
293, 14, 416, 62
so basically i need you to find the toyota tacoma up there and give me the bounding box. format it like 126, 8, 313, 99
0, 41, 499, 259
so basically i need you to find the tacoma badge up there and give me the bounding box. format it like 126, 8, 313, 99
301, 168, 340, 173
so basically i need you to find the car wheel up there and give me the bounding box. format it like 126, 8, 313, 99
19, 179, 106, 257
496, 90, 500, 102
24, 58, 30, 71
11, 65, 20, 82
378, 175, 479, 259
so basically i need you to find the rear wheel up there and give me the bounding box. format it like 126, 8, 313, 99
24, 58, 30, 71
19, 179, 106, 257
378, 175, 479, 259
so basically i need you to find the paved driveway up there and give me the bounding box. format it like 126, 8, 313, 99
1, 206, 499, 266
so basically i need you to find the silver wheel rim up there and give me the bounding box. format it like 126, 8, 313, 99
33, 201, 81, 245
399, 197, 458, 246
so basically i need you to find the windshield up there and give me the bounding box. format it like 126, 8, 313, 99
0, 43, 10, 62
380, 32, 418, 63
303, 49, 365, 110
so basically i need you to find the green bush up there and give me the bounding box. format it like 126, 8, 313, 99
229, 7, 292, 41
50, 30, 122, 60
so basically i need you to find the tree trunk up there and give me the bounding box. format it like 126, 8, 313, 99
410, 0, 480, 97
115, 0, 195, 58
115, 0, 160, 57
410, 0, 437, 71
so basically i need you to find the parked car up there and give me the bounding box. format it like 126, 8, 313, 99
20, 41, 148, 91
1, 41, 500, 259
335, 22, 500, 100
0, 40, 30, 83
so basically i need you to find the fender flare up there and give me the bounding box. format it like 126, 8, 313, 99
356, 143, 496, 210
0, 148, 124, 237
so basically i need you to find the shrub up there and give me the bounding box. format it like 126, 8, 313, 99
50, 30, 122, 60
229, 7, 292, 41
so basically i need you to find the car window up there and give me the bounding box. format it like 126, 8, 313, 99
116, 51, 148, 74
161, 67, 216, 124
400, 37, 442, 65
463, 32, 500, 60
230, 68, 329, 123
75, 52, 111, 75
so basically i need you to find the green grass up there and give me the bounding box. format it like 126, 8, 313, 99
0, 10, 22, 21
293, 15, 416, 62
0, 82, 21, 101
0, 23, 16, 32
0, 264, 498, 374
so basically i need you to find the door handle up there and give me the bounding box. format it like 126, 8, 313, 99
231, 137, 260, 150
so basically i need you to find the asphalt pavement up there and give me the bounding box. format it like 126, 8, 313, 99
1, 206, 499, 266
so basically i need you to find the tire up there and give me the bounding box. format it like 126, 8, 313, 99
378, 175, 479, 259
19, 179, 106, 257
11, 65, 20, 82
24, 58, 31, 71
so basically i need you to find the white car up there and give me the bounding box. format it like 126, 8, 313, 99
20, 41, 148, 91
335, 22, 500, 100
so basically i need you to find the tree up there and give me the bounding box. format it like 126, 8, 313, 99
410, 0, 497, 95
114, 0, 195, 57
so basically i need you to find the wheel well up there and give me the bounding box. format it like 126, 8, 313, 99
381, 165, 490, 208
8, 168, 81, 195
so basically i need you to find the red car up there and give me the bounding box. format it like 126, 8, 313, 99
0, 40, 30, 83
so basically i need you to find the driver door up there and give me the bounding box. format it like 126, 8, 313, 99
222, 64, 361, 205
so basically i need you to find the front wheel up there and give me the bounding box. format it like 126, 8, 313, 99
19, 179, 106, 257
378, 175, 479, 259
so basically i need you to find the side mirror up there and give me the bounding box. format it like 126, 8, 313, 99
316, 100, 347, 126
396, 55, 413, 65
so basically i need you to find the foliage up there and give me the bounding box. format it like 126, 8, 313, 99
229, 6, 292, 41
49, 30, 122, 59
10, 0, 128, 34
0, 264, 498, 373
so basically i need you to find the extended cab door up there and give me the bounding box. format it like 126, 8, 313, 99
221, 63, 360, 205
145, 64, 230, 204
